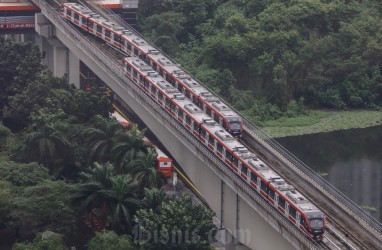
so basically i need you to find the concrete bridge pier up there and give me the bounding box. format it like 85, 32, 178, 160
35, 13, 80, 87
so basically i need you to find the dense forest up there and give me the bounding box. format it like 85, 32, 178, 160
0, 38, 216, 249
138, 0, 382, 121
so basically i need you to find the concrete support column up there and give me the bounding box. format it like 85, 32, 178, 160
52, 44, 68, 77
68, 50, 80, 87
35, 12, 80, 86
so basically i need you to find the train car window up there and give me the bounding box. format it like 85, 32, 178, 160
260, 181, 268, 193
170, 102, 176, 113
159, 68, 164, 77
87, 20, 92, 27
191, 96, 197, 105
158, 92, 164, 101
178, 109, 183, 119
241, 165, 248, 176
208, 134, 214, 145
144, 80, 150, 89
269, 189, 275, 200
166, 75, 175, 85
152, 63, 157, 71
139, 75, 144, 83
115, 35, 121, 44
300, 217, 307, 228
165, 98, 171, 108
232, 156, 238, 167
213, 113, 219, 123
250, 172, 257, 183
74, 13, 79, 20
193, 123, 200, 134
134, 48, 139, 56
185, 91, 191, 98
225, 151, 233, 162
289, 206, 297, 219
206, 107, 212, 116
125, 64, 131, 72
186, 116, 192, 126
279, 197, 286, 210
222, 121, 227, 130
126, 43, 132, 51
105, 29, 111, 38
67, 9, 72, 16
217, 143, 223, 154
96, 25, 102, 33
178, 84, 183, 93
151, 87, 157, 96
200, 127, 206, 138
133, 70, 138, 78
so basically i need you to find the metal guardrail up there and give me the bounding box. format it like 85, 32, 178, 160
32, 0, 320, 248
86, 0, 382, 240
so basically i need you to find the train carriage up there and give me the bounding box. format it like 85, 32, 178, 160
111, 111, 173, 178
61, 3, 94, 31
146, 54, 243, 136
62, 3, 326, 241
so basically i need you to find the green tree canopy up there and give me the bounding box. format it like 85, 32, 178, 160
12, 231, 67, 250
134, 195, 216, 249
87, 230, 136, 250
9, 181, 76, 239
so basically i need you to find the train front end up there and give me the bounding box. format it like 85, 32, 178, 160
306, 212, 326, 241
227, 117, 243, 137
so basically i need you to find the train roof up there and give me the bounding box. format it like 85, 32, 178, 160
121, 33, 159, 54
147, 51, 241, 122
64, 3, 95, 17
202, 122, 244, 149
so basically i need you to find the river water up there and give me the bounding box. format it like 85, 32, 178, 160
276, 125, 382, 222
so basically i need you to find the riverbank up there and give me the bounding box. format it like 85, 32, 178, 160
260, 110, 382, 138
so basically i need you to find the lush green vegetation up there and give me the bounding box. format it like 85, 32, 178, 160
0, 38, 216, 249
262, 110, 382, 137
138, 0, 382, 123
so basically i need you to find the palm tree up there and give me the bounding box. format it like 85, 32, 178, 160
26, 121, 72, 176
141, 188, 166, 213
128, 148, 167, 191
84, 116, 124, 163
112, 124, 151, 173
72, 162, 139, 233
98, 175, 140, 232
72, 162, 115, 213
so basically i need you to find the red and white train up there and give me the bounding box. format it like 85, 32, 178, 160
111, 110, 173, 178
122, 57, 326, 241
62, 3, 325, 240
61, 2, 243, 137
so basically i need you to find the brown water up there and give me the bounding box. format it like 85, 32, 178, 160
276, 125, 382, 222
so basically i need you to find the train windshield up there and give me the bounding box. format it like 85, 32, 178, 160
229, 121, 241, 130
309, 218, 323, 229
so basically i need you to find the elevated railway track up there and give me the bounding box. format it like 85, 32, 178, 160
34, 0, 382, 248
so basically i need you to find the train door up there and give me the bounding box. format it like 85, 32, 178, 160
274, 193, 279, 207
256, 178, 261, 192
296, 212, 301, 227
285, 204, 290, 217
222, 147, 226, 161
111, 32, 114, 45
79, 15, 83, 27
175, 107, 179, 120
204, 133, 209, 146
93, 23, 97, 35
